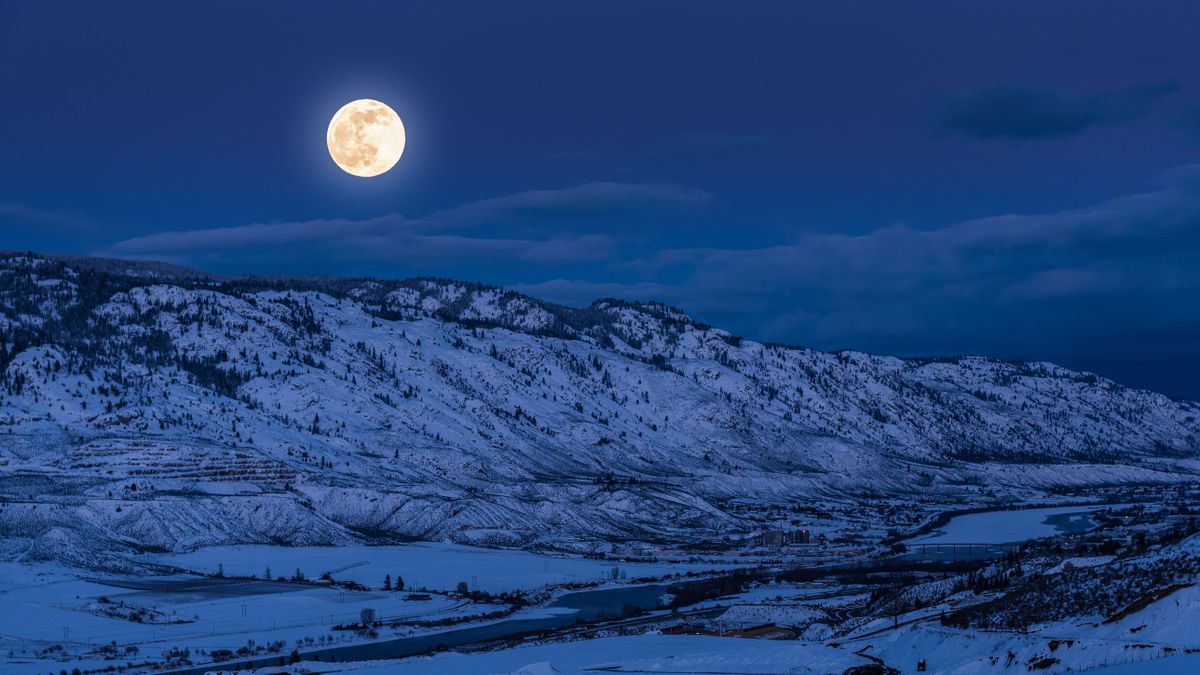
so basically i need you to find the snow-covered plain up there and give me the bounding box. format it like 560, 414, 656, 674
912, 505, 1112, 545
221, 634, 874, 674
0, 561, 509, 674
0, 543, 745, 674
863, 617, 1200, 675
151, 542, 739, 593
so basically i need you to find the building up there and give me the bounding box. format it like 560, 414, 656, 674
756, 530, 786, 547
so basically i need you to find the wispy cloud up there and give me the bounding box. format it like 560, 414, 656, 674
423, 182, 708, 225
0, 203, 89, 231
935, 80, 1180, 140
107, 182, 707, 264
100, 169, 1200, 396
515, 165, 1200, 373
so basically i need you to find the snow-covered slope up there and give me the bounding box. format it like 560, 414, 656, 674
0, 252, 1197, 562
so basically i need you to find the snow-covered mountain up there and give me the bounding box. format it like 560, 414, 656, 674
0, 251, 1196, 563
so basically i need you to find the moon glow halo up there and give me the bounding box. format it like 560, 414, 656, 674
326, 99, 406, 178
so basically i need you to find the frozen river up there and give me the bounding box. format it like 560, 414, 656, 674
911, 504, 1110, 546
161, 583, 669, 675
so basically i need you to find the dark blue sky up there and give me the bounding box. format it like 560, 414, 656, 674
3, 1, 1200, 399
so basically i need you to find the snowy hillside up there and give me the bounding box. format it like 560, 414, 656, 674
0, 251, 1197, 563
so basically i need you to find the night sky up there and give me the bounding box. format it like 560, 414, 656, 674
2, 1, 1199, 399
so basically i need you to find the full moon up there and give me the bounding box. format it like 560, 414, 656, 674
326, 99, 406, 178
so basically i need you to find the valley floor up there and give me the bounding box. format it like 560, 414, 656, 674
146, 541, 742, 594
0, 542, 745, 674
3, 492, 1199, 675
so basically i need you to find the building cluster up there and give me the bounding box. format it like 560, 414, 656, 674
753, 529, 816, 548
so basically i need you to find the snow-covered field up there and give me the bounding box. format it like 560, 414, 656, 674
912, 505, 1111, 545
0, 560, 511, 674
865, 621, 1195, 675
4, 524, 1198, 675
0, 543, 744, 673
150, 542, 738, 593
225, 634, 874, 674
715, 603, 825, 629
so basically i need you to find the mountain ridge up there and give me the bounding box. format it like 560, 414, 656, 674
0, 250, 1196, 566
8, 249, 1187, 396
